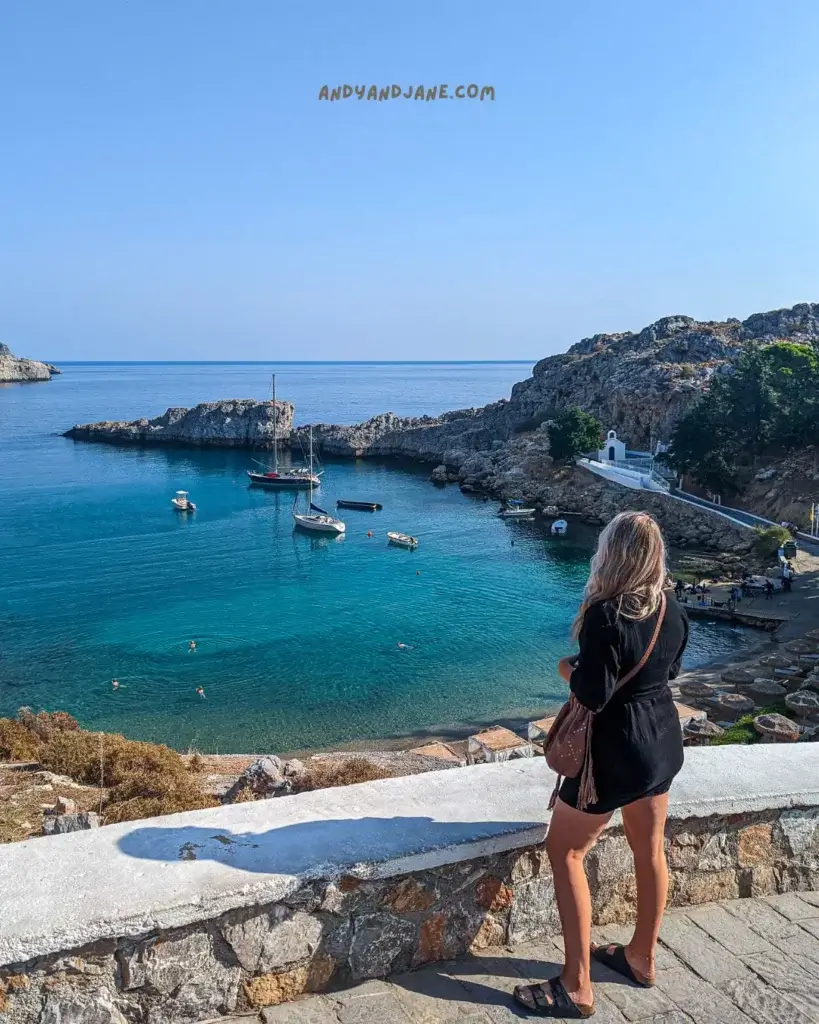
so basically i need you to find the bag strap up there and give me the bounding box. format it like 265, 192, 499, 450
612, 590, 667, 693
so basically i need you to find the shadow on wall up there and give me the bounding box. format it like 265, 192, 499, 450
117, 815, 545, 875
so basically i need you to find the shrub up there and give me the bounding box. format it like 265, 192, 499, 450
547, 407, 604, 462
295, 757, 394, 793
752, 524, 792, 560
710, 701, 793, 746
0, 708, 215, 825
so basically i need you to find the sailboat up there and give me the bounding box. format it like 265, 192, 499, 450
247, 374, 319, 489
293, 428, 346, 535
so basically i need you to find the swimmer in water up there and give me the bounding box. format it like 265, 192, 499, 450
397, 642, 414, 650
189, 640, 197, 652
196, 686, 206, 699
112, 679, 119, 690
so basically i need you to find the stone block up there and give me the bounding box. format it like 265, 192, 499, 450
38, 987, 127, 1024
671, 867, 740, 906
42, 811, 100, 835
335, 981, 414, 1024
737, 823, 773, 867
659, 914, 752, 984
391, 963, 480, 1021
118, 929, 240, 1020
655, 967, 755, 1024
221, 907, 324, 972
262, 996, 341, 1023
350, 914, 416, 979
244, 956, 335, 1008
723, 897, 797, 939
684, 904, 772, 955
720, 976, 815, 1024
507, 875, 559, 944
777, 809, 819, 858
476, 877, 513, 911
739, 948, 819, 1020
763, 893, 819, 922
383, 878, 436, 913
587, 835, 633, 885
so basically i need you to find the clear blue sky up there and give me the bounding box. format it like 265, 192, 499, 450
2, 1, 819, 361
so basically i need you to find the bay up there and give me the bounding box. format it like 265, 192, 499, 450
0, 362, 751, 752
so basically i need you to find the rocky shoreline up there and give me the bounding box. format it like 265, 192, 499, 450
0, 344, 59, 383
64, 302, 819, 554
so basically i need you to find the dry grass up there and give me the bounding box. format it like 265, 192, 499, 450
0, 708, 215, 833
294, 756, 396, 793
0, 768, 99, 844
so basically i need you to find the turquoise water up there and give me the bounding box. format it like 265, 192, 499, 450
0, 363, 752, 752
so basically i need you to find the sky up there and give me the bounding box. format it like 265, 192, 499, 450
2, 1, 819, 361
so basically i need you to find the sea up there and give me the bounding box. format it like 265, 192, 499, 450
0, 362, 753, 753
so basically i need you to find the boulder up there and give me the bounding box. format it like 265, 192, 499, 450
430, 465, 448, 484
42, 811, 100, 835
711, 693, 756, 720
683, 718, 725, 745
753, 713, 801, 743
758, 653, 794, 669
785, 638, 819, 655
785, 690, 819, 720
222, 756, 290, 803
747, 679, 787, 702
53, 796, 77, 815
678, 681, 716, 701
720, 668, 758, 687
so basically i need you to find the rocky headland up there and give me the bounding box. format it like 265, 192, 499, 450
66, 398, 295, 447
0, 343, 59, 383
63, 302, 819, 552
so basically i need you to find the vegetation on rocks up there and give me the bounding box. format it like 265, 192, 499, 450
752, 524, 793, 559
669, 342, 819, 494
0, 708, 215, 826
546, 407, 603, 463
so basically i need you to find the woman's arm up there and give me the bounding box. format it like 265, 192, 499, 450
558, 655, 577, 682
569, 603, 621, 711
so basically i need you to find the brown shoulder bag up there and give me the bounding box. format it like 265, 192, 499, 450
543, 591, 667, 812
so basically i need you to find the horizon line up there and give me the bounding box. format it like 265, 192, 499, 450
49, 359, 537, 366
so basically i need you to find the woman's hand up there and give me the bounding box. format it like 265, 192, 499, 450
558, 656, 577, 683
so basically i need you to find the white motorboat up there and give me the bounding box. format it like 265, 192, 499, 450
388, 532, 419, 549
498, 500, 535, 519
551, 519, 568, 536
247, 375, 320, 489
293, 428, 346, 535
171, 490, 196, 512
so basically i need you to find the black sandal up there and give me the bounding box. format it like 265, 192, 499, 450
591, 943, 654, 988
512, 977, 595, 1018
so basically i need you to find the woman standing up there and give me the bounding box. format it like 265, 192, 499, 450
514, 511, 689, 1018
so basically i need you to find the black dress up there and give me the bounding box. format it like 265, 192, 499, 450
559, 591, 689, 815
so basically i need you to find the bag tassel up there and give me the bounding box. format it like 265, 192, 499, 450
548, 775, 562, 810
578, 721, 598, 812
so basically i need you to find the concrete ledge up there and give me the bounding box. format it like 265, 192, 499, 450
2, 745, 818, 970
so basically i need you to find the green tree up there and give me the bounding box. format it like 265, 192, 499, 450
547, 407, 604, 462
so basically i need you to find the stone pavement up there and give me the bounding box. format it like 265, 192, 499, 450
215, 891, 819, 1024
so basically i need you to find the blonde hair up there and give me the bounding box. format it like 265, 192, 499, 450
572, 511, 667, 639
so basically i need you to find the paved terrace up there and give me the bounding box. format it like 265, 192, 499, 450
249, 890, 819, 1024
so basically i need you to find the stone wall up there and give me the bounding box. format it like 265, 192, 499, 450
1, 749, 817, 1023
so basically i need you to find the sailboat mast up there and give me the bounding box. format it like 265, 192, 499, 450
308, 426, 313, 505
271, 374, 278, 475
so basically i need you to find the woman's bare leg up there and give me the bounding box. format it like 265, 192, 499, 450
545, 797, 612, 1005
620, 792, 670, 982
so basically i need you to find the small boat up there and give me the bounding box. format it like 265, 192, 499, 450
388, 532, 419, 549
293, 428, 346, 535
551, 519, 568, 536
336, 500, 383, 512
247, 375, 319, 489
498, 499, 536, 519
171, 490, 196, 512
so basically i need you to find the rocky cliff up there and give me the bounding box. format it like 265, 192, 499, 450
508, 302, 819, 448
0, 343, 60, 382
65, 398, 294, 447
64, 302, 819, 456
